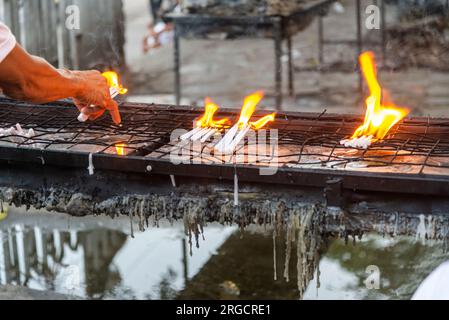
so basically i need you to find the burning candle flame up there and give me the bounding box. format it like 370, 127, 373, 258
115, 143, 126, 156
237, 91, 265, 128
102, 71, 128, 95
352, 52, 408, 141
196, 97, 229, 128
250, 113, 276, 130
213, 91, 276, 153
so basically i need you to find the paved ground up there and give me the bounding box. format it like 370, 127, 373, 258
124, 0, 449, 116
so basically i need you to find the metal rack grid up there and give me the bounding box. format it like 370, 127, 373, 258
1, 97, 449, 196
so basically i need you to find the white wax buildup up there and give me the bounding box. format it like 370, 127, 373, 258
0, 123, 39, 147
88, 153, 95, 176
340, 135, 373, 149
0, 123, 35, 139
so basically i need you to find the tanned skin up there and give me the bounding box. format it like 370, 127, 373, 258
0, 44, 121, 124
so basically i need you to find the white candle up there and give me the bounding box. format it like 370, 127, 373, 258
215, 123, 239, 152
180, 127, 202, 141
77, 112, 90, 122
191, 127, 211, 141
223, 125, 250, 154
200, 128, 217, 143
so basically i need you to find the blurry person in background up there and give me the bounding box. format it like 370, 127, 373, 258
149, 0, 164, 25
142, 0, 181, 54
0, 22, 121, 124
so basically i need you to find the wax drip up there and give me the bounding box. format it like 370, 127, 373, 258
87, 153, 94, 176
233, 171, 239, 207
273, 228, 277, 281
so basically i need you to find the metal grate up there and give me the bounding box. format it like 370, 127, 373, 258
0, 98, 201, 156
2, 97, 449, 196
1, 98, 449, 171
270, 112, 449, 174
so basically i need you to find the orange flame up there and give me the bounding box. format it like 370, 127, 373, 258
200, 91, 275, 131
250, 113, 276, 130
237, 91, 265, 128
196, 97, 229, 128
352, 52, 408, 141
102, 71, 128, 95
115, 143, 126, 156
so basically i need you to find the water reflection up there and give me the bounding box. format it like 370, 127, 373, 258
0, 210, 236, 299
0, 209, 448, 300
305, 235, 449, 300
0, 226, 128, 298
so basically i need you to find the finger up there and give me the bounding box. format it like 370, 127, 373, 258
89, 109, 105, 121
105, 99, 121, 125
81, 106, 103, 116
73, 99, 87, 112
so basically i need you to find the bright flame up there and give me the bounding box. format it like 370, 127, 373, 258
250, 113, 276, 130
352, 52, 408, 141
196, 97, 229, 128
102, 71, 128, 95
237, 91, 264, 128
115, 143, 126, 156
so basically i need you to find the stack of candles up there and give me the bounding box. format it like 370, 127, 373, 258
180, 91, 276, 155
214, 91, 275, 154
180, 98, 229, 143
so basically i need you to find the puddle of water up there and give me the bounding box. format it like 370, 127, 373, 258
304, 235, 448, 300
0, 208, 448, 300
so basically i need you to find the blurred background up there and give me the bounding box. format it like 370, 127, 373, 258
0, 0, 448, 115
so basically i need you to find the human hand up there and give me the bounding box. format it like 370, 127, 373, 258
69, 70, 121, 124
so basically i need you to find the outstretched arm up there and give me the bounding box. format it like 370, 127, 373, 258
0, 44, 121, 124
